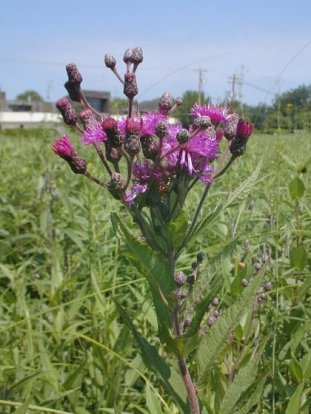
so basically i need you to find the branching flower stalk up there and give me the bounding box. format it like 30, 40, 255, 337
52, 46, 254, 414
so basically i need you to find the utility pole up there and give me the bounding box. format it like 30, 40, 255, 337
193, 68, 208, 105
228, 73, 242, 103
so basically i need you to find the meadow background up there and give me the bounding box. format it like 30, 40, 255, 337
0, 125, 310, 413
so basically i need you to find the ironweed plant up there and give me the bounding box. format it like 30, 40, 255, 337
53, 47, 262, 414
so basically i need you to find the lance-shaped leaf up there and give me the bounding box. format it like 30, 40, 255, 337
220, 340, 267, 414
114, 300, 189, 413
111, 213, 175, 342
197, 265, 266, 383
191, 159, 262, 242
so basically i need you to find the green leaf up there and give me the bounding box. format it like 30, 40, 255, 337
290, 244, 308, 271
219, 341, 267, 414
114, 300, 189, 413
167, 209, 188, 249
289, 354, 304, 383
197, 265, 266, 383
111, 213, 174, 341
146, 383, 164, 414
232, 377, 265, 414
192, 159, 262, 241
289, 176, 305, 199
285, 382, 304, 414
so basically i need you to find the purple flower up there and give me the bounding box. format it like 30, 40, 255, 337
179, 132, 219, 182
52, 135, 74, 159
133, 160, 152, 181
236, 118, 254, 139
190, 103, 228, 125
82, 124, 107, 145
124, 183, 148, 206
141, 112, 167, 136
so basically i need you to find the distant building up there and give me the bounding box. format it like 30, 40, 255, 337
0, 89, 111, 129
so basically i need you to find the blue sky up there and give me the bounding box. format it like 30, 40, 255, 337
1, 0, 310, 106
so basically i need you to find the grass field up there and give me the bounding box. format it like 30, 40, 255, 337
0, 127, 310, 413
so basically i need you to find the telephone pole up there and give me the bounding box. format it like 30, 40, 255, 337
228, 73, 242, 103
193, 68, 208, 104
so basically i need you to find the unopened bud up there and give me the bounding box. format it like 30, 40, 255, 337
176, 129, 190, 144
176, 289, 187, 300
223, 114, 238, 141
66, 63, 83, 84
159, 92, 174, 114
155, 122, 167, 138
212, 297, 219, 306
123, 73, 138, 99
194, 116, 211, 129
124, 134, 141, 156
56, 98, 77, 126
141, 136, 158, 160
79, 108, 97, 129
68, 155, 87, 175
132, 47, 143, 65
105, 143, 122, 163
197, 252, 205, 263
104, 54, 116, 69
174, 271, 187, 286
191, 261, 198, 270
263, 281, 272, 291
123, 48, 133, 64
207, 316, 215, 327
241, 278, 249, 287
107, 172, 126, 200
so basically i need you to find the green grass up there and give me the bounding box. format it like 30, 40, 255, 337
0, 128, 310, 413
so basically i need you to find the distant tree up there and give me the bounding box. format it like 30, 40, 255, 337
16, 90, 44, 102
175, 90, 211, 127
110, 97, 128, 114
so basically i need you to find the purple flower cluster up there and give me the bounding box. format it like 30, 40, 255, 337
53, 47, 254, 211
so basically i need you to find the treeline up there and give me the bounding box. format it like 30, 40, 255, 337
111, 84, 311, 133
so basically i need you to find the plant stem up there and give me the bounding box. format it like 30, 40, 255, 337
173, 308, 200, 414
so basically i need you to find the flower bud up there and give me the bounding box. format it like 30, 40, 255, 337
107, 172, 126, 200
56, 98, 77, 126
123, 48, 133, 64
236, 118, 254, 140
212, 297, 219, 306
194, 116, 211, 129
102, 118, 124, 147
105, 143, 122, 163
159, 92, 174, 114
64, 64, 83, 103
196, 252, 205, 263
123, 73, 138, 99
174, 271, 187, 286
124, 134, 141, 156
66, 63, 83, 84
241, 278, 249, 287
207, 316, 215, 327
79, 108, 97, 129
230, 136, 247, 157
191, 261, 198, 270
223, 113, 238, 141
176, 129, 190, 144
141, 136, 158, 160
263, 281, 272, 291
104, 54, 116, 69
176, 289, 187, 300
68, 155, 87, 175
52, 135, 74, 159
132, 47, 143, 65
155, 122, 167, 138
